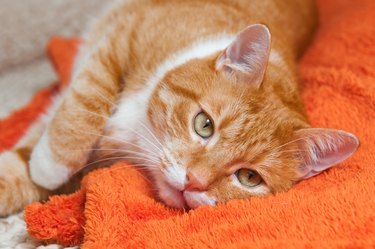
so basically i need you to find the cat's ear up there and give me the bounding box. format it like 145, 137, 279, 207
215, 24, 271, 88
295, 128, 359, 179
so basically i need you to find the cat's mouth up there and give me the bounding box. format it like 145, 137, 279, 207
160, 180, 216, 209
159, 181, 188, 209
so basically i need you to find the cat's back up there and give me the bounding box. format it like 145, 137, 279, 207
90, 0, 317, 72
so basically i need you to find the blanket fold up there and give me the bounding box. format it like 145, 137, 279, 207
1, 0, 373, 248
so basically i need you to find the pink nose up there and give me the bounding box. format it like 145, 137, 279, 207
184, 171, 207, 191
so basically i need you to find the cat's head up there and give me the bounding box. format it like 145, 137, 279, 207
146, 24, 359, 209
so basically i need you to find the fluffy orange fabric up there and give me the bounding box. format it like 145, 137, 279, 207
2, 0, 373, 247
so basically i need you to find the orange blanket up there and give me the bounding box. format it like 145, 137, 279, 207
1, 0, 374, 248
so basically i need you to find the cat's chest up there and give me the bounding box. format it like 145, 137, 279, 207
106, 86, 151, 147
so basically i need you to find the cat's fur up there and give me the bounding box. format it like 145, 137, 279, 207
0, 0, 359, 216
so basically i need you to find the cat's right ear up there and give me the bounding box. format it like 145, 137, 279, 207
215, 24, 271, 88
294, 128, 359, 179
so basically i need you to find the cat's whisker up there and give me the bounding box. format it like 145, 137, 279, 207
105, 162, 151, 171
92, 86, 119, 109
278, 149, 310, 154
136, 121, 164, 148
60, 148, 159, 160
76, 106, 110, 121
114, 156, 160, 165
90, 161, 156, 185
110, 163, 159, 185
113, 162, 158, 170
72, 108, 162, 158
65, 152, 160, 177
90, 152, 160, 168
126, 126, 163, 154
77, 105, 164, 152
81, 156, 159, 171
77, 130, 160, 158
76, 103, 164, 157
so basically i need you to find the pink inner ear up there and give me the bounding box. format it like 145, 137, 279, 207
215, 24, 271, 88
296, 128, 359, 179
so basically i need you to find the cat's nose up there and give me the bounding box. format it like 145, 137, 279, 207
184, 171, 207, 191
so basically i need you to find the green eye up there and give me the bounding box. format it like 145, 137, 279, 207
236, 169, 262, 187
194, 111, 214, 138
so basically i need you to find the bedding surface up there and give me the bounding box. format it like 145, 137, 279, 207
0, 0, 374, 248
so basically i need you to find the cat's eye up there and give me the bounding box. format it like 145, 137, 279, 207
194, 111, 214, 139
236, 169, 262, 187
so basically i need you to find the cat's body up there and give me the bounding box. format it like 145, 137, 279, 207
0, 0, 359, 216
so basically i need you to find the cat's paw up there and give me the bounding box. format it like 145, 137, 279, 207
29, 132, 71, 190
0, 151, 48, 217
0, 177, 27, 217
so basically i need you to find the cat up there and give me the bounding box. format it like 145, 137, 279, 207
0, 0, 359, 216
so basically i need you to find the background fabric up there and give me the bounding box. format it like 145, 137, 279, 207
0, 0, 107, 119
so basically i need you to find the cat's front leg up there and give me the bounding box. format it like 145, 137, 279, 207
29, 29, 130, 190
0, 118, 51, 216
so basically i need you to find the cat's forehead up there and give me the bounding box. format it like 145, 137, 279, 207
165, 58, 266, 101
158, 58, 283, 134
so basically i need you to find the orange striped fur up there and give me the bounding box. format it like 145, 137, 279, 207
0, 0, 360, 216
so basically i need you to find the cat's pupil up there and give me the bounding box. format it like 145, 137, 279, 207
236, 169, 262, 187
248, 171, 255, 179
203, 120, 210, 128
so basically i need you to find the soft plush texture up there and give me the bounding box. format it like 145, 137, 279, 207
1, 0, 373, 248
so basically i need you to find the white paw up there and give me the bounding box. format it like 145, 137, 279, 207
29, 132, 71, 190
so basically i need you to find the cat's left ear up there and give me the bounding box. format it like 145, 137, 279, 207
295, 128, 359, 179
215, 24, 271, 88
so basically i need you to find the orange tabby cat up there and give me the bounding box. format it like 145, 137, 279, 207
0, 0, 359, 216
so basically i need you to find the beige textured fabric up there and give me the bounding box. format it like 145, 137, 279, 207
0, 1, 108, 247
0, 0, 108, 117
0, 58, 56, 118
0, 0, 107, 73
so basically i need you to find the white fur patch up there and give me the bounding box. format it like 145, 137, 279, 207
269, 49, 284, 64
109, 92, 147, 140
29, 132, 71, 190
183, 191, 216, 209
162, 149, 187, 191
146, 34, 235, 94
